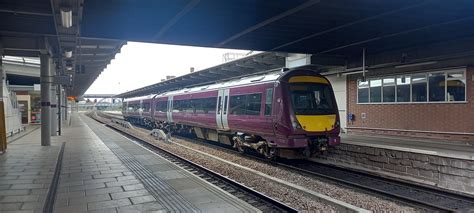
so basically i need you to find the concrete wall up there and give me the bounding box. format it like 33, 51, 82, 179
315, 144, 474, 195
346, 67, 474, 141
326, 75, 347, 132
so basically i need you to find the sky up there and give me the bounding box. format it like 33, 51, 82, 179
85, 42, 251, 94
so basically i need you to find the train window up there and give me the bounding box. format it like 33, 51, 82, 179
230, 95, 246, 115
411, 73, 427, 102
446, 70, 465, 102
290, 83, 334, 115
230, 94, 262, 115
396, 76, 410, 102
264, 88, 273, 116
142, 103, 151, 112
247, 94, 261, 115
357, 80, 369, 103
204, 97, 217, 114
428, 72, 446, 102
369, 79, 382, 103
223, 96, 228, 115
155, 101, 167, 113
382, 78, 395, 102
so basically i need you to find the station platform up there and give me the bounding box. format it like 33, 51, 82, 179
0, 113, 260, 212
341, 133, 474, 160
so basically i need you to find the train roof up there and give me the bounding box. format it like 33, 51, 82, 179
123, 94, 156, 102
157, 70, 283, 97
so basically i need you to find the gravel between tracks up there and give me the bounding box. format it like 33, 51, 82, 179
94, 114, 418, 212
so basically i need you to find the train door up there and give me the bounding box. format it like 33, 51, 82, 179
167, 96, 173, 123
216, 89, 230, 130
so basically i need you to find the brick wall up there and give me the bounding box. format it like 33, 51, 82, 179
346, 67, 474, 141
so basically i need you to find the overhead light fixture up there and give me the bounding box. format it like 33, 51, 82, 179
66, 66, 73, 71
395, 61, 437, 69
60, 7, 72, 28
64, 49, 72, 58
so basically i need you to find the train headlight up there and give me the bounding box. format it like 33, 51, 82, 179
292, 120, 302, 129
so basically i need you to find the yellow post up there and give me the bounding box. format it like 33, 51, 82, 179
0, 101, 6, 153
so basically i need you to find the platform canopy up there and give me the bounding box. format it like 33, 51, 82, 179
2, 0, 474, 96
116, 52, 286, 98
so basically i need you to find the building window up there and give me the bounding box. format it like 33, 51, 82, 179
428, 72, 445, 102
411, 73, 427, 102
446, 70, 466, 102
382, 78, 395, 102
357, 80, 369, 103
369, 79, 382, 103
396, 76, 410, 102
357, 68, 466, 104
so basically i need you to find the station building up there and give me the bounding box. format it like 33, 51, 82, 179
287, 42, 474, 143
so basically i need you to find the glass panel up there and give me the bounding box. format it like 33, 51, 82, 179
358, 80, 369, 88
447, 71, 464, 79
358, 88, 369, 103
447, 79, 466, 101
383, 78, 395, 102
396, 76, 410, 102
411, 74, 427, 102
264, 88, 273, 115
230, 95, 246, 115
289, 83, 336, 115
370, 79, 382, 103
204, 97, 217, 114
428, 72, 445, 102
246, 94, 262, 115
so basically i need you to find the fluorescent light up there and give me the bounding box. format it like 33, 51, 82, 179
60, 7, 72, 28
64, 49, 72, 58
395, 61, 437, 69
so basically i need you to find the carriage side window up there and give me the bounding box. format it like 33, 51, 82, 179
230, 95, 246, 115
142, 103, 151, 112
247, 94, 262, 115
230, 93, 262, 115
264, 88, 273, 116
204, 97, 217, 113
155, 101, 167, 113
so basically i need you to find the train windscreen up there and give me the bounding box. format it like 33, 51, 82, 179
289, 83, 336, 115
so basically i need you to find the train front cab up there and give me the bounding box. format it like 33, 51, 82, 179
276, 70, 341, 158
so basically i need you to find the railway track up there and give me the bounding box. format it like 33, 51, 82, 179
97, 111, 474, 212
90, 112, 297, 213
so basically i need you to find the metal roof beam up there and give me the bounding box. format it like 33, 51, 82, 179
216, 0, 321, 47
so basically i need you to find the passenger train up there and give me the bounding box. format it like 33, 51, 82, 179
122, 67, 340, 159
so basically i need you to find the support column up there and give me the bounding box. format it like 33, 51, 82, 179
0, 46, 7, 152
40, 54, 52, 146
50, 81, 57, 136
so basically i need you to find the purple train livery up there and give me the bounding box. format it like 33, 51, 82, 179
122, 67, 341, 159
